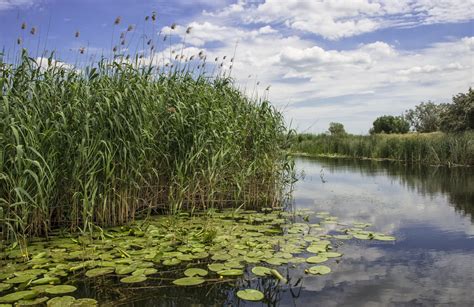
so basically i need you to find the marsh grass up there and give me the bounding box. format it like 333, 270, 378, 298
0, 17, 294, 245
293, 132, 474, 166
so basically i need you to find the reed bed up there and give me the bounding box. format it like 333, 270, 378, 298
0, 49, 294, 244
293, 132, 474, 166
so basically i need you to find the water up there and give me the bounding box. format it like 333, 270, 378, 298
85, 157, 474, 306
289, 157, 474, 307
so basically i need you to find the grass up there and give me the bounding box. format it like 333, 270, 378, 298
293, 132, 474, 166
0, 48, 294, 246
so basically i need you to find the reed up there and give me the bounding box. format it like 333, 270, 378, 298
0, 49, 294, 244
293, 132, 474, 166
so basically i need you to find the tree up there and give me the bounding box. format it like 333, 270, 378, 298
405, 101, 444, 132
369, 115, 410, 134
440, 88, 474, 132
328, 122, 347, 136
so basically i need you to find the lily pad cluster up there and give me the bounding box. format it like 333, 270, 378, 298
0, 209, 396, 304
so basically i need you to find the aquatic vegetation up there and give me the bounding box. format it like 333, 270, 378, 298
236, 289, 265, 301
0, 49, 294, 245
293, 132, 474, 166
0, 209, 396, 304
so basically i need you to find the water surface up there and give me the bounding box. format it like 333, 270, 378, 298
90, 157, 474, 306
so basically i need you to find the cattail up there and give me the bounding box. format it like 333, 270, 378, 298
147, 39, 152, 45
17, 38, 22, 45
120, 32, 125, 39
248, 74, 252, 78
198, 51, 204, 58
21, 22, 26, 30
126, 54, 130, 60
165, 63, 169, 67
30, 27, 36, 35
181, 54, 185, 59
151, 11, 157, 21
75, 31, 80, 38
127, 24, 134, 32
229, 65, 233, 70
220, 63, 223, 67
215, 57, 218, 62
79, 47, 85, 54
175, 55, 179, 60
190, 55, 194, 61
163, 35, 167, 41
223, 55, 227, 60
139, 54, 144, 59
145, 16, 149, 21
265, 85, 271, 91
114, 16, 121, 25
186, 26, 192, 34
151, 45, 155, 51
113, 46, 118, 52
121, 40, 125, 46
197, 65, 200, 69
257, 81, 260, 85
171, 50, 175, 54
230, 58, 234, 62
170, 23, 177, 30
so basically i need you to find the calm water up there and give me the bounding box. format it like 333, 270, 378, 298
87, 157, 474, 306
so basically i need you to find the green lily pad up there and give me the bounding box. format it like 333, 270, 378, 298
0, 291, 38, 303
306, 265, 331, 275
217, 269, 244, 276
115, 265, 136, 275
4, 275, 36, 284
85, 267, 114, 278
251, 266, 272, 277
120, 275, 147, 284
306, 256, 328, 264
16, 296, 49, 306
172, 277, 205, 286
374, 234, 396, 241
162, 258, 181, 266
184, 268, 208, 277
319, 252, 342, 258
31, 277, 60, 285
207, 263, 226, 272
47, 296, 75, 307
44, 285, 77, 295
236, 289, 264, 301
132, 268, 157, 276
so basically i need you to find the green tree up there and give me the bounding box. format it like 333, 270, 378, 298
405, 101, 444, 132
328, 122, 347, 136
369, 115, 410, 134
440, 88, 474, 132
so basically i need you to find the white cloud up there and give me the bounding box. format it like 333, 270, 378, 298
0, 0, 37, 10
208, 0, 474, 40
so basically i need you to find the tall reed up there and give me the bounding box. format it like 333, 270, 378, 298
0, 50, 294, 244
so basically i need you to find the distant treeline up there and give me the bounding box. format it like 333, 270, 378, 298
293, 132, 474, 166
293, 88, 474, 166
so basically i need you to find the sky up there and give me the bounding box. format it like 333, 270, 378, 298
0, 0, 473, 134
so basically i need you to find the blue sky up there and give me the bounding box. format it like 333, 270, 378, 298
1, 0, 473, 133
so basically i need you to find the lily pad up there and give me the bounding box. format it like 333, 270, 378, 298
120, 275, 147, 284
236, 289, 264, 301
44, 285, 77, 295
207, 263, 226, 272
0, 291, 38, 303
184, 268, 208, 277
16, 296, 49, 306
115, 265, 136, 275
306, 256, 328, 264
162, 258, 181, 266
172, 277, 205, 286
306, 265, 331, 275
217, 269, 244, 276
251, 266, 272, 277
319, 252, 342, 258
374, 234, 396, 241
47, 296, 75, 307
132, 268, 157, 276
85, 267, 114, 278
31, 277, 60, 285
4, 275, 36, 284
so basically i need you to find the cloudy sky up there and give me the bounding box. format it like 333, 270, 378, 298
1, 0, 473, 133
